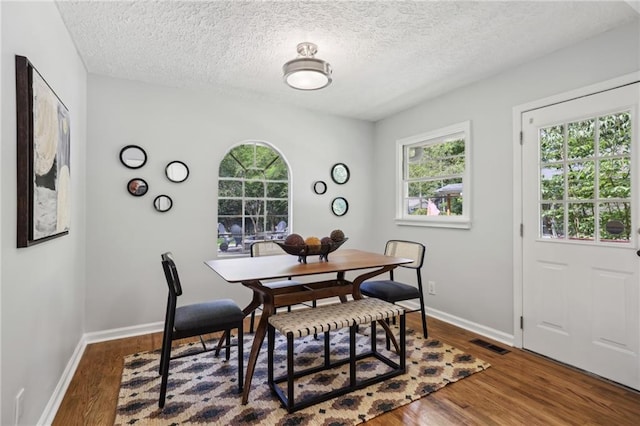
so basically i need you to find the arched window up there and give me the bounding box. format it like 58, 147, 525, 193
217, 142, 291, 255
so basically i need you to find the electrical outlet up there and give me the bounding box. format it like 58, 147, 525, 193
15, 388, 24, 426
428, 281, 436, 295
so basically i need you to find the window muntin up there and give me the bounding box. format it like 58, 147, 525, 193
538, 111, 632, 243
218, 142, 290, 255
396, 121, 471, 228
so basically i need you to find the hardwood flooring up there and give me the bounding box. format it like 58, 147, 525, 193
53, 314, 640, 425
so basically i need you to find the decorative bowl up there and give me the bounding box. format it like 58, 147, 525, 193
275, 238, 348, 263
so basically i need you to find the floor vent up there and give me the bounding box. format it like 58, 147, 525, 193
470, 338, 510, 355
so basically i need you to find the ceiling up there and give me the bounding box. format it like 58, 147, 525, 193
55, 1, 640, 122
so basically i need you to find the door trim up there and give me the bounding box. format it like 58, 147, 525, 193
512, 71, 640, 348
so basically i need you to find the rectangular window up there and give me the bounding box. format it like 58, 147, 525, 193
396, 121, 471, 229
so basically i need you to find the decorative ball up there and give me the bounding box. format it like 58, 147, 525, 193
320, 237, 332, 246
330, 229, 345, 242
284, 233, 305, 246
305, 236, 321, 246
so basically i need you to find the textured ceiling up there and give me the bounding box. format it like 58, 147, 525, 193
56, 1, 639, 122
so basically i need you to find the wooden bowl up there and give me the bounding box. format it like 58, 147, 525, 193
275, 238, 348, 263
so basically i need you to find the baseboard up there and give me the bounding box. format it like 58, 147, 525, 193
83, 321, 164, 344
37, 321, 164, 425
37, 336, 87, 426
426, 307, 514, 347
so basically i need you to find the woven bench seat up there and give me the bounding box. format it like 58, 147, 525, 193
267, 297, 406, 413
268, 297, 405, 338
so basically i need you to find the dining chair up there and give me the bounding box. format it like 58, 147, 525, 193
159, 252, 244, 408
248, 241, 316, 333
360, 240, 428, 338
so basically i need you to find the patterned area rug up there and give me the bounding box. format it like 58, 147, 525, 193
114, 327, 490, 425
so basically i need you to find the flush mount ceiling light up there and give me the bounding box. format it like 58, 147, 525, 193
283, 42, 332, 90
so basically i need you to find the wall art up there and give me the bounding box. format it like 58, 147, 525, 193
16, 55, 71, 247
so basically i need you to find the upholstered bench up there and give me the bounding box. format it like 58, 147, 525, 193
267, 298, 406, 413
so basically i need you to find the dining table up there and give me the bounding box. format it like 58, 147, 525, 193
204, 248, 412, 404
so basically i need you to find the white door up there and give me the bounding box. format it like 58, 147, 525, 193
522, 83, 640, 390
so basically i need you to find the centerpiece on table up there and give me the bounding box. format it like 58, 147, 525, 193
276, 229, 348, 263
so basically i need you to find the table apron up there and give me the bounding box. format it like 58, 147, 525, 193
242, 279, 353, 308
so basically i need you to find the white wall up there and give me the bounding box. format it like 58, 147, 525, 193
373, 21, 640, 336
85, 75, 374, 332
0, 2, 87, 425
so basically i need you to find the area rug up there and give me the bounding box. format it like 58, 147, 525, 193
114, 327, 490, 425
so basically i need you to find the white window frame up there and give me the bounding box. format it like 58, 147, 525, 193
395, 120, 472, 229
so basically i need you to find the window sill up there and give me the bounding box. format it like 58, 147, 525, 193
395, 217, 471, 229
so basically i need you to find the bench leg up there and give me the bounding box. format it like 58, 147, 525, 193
287, 333, 294, 412
324, 331, 330, 368
350, 324, 357, 387
400, 313, 406, 372
267, 325, 274, 388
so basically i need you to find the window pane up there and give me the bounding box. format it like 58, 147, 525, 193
244, 200, 264, 218
219, 180, 242, 197
567, 161, 594, 200
267, 200, 288, 216
568, 202, 594, 241
599, 202, 631, 243
541, 203, 564, 239
265, 157, 288, 180
245, 181, 264, 198
254, 145, 279, 169
433, 178, 463, 216
267, 182, 288, 198
218, 199, 241, 216
540, 165, 563, 201
567, 119, 595, 159
540, 125, 564, 162
408, 139, 465, 179
599, 112, 631, 156
219, 155, 244, 178
599, 158, 630, 199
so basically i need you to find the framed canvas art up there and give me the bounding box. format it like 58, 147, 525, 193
15, 55, 71, 247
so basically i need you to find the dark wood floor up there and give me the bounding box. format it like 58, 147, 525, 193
53, 314, 640, 425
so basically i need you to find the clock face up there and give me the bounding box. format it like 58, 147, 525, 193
331, 197, 349, 216
331, 163, 350, 185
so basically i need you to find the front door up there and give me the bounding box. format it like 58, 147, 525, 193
522, 83, 640, 390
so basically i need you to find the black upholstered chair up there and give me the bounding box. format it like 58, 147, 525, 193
360, 240, 428, 338
159, 252, 244, 408
248, 241, 317, 333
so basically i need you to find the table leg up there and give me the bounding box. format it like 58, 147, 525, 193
241, 294, 273, 404
215, 289, 262, 356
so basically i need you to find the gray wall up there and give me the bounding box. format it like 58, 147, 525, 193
0, 2, 87, 425
85, 75, 374, 332
373, 21, 640, 336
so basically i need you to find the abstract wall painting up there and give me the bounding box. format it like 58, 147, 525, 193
16, 55, 71, 247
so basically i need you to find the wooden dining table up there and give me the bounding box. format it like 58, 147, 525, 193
204, 248, 412, 404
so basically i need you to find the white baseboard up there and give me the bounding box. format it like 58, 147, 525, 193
37, 336, 87, 426
37, 321, 164, 425
426, 307, 514, 347
83, 321, 164, 344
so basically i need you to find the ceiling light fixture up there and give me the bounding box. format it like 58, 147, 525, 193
283, 42, 332, 91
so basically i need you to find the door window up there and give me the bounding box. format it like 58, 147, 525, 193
539, 111, 632, 244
